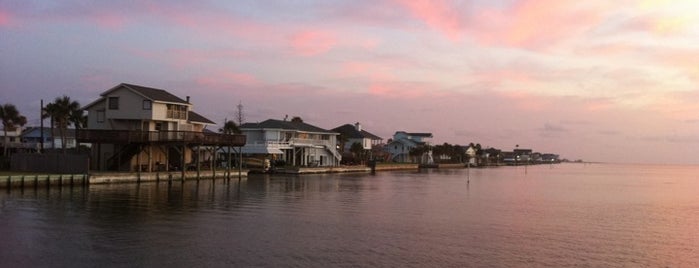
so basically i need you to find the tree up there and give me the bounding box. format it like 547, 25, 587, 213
219, 120, 241, 134
349, 142, 364, 162
0, 103, 27, 156
409, 145, 429, 163
336, 134, 348, 154
44, 95, 81, 153
290, 116, 303, 123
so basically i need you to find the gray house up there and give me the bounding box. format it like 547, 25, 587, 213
332, 122, 382, 152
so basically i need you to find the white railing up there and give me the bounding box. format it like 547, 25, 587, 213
290, 138, 332, 147
245, 139, 332, 148
244, 140, 291, 148
326, 144, 341, 162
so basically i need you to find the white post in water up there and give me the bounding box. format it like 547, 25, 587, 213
525, 160, 528, 175
467, 162, 470, 184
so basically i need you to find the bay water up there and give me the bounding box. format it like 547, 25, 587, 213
1, 163, 698, 267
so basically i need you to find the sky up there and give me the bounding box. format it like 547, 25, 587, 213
1, 0, 699, 164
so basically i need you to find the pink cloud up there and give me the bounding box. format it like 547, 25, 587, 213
393, 0, 464, 41
475, 69, 534, 84
90, 12, 129, 29
367, 81, 437, 99
0, 10, 12, 27
472, 1, 605, 49
169, 48, 250, 68
582, 98, 614, 112
288, 30, 337, 56
196, 71, 261, 88
660, 50, 699, 82
499, 90, 553, 111
337, 61, 397, 81
647, 91, 699, 121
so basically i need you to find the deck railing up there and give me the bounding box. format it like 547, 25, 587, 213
76, 129, 246, 146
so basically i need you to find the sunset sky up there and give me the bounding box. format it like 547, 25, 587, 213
2, 0, 699, 164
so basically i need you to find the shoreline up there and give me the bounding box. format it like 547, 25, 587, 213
1, 162, 565, 188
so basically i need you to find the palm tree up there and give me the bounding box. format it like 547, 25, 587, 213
0, 103, 27, 156
44, 96, 81, 153
218, 120, 241, 134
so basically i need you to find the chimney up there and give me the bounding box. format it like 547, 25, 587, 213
355, 122, 362, 131
186, 96, 190, 103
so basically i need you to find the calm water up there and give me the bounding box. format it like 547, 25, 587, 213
1, 163, 698, 267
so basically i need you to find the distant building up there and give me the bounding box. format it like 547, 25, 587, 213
465, 145, 477, 166
514, 148, 533, 162
385, 131, 433, 163
20, 127, 76, 151
240, 119, 341, 167
540, 153, 560, 163
0, 126, 25, 155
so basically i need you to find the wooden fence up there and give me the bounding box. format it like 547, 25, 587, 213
11, 153, 89, 174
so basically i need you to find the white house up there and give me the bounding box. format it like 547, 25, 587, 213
240, 119, 341, 167
81, 83, 244, 171
1, 126, 24, 155
385, 131, 433, 163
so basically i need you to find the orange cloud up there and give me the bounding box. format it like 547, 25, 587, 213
288, 30, 337, 56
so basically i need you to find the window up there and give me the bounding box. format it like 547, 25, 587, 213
155, 122, 162, 131
96, 110, 105, 123
143, 100, 152, 110
166, 104, 187, 119
108, 97, 119, 110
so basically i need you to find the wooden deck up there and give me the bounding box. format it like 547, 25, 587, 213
76, 129, 246, 146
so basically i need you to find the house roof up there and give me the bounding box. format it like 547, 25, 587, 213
387, 138, 421, 147
406, 132, 433, 137
332, 124, 382, 140
83, 83, 189, 109
120, 83, 188, 104
241, 119, 337, 134
188, 111, 215, 125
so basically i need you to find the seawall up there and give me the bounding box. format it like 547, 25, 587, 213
274, 164, 419, 174
0, 170, 248, 188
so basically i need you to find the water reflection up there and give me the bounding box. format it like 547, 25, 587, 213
1, 165, 699, 267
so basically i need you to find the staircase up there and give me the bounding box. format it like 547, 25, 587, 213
325, 145, 342, 165
106, 144, 142, 171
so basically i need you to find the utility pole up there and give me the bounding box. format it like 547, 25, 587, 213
236, 102, 244, 179
40, 99, 44, 153
236, 102, 245, 127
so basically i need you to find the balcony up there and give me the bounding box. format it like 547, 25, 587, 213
76, 130, 246, 146
166, 110, 187, 120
